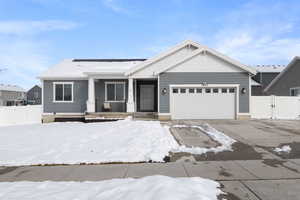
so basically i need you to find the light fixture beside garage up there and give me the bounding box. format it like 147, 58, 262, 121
241, 87, 247, 94
161, 88, 167, 95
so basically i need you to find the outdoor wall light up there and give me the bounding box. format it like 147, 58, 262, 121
201, 82, 208, 86
241, 88, 247, 94
161, 88, 167, 95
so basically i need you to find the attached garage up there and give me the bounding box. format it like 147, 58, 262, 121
170, 85, 238, 119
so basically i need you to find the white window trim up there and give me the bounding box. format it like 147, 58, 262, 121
104, 81, 126, 102
290, 87, 300, 96
53, 82, 74, 103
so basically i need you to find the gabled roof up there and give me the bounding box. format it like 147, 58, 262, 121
0, 84, 25, 92
264, 56, 300, 92
251, 79, 261, 86
39, 59, 144, 79
252, 65, 286, 73
126, 40, 257, 76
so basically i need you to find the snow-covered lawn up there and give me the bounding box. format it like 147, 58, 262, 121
0, 176, 223, 200
0, 119, 178, 166
0, 119, 236, 166
172, 123, 236, 155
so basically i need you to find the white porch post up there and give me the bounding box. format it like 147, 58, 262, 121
127, 78, 134, 112
86, 77, 95, 113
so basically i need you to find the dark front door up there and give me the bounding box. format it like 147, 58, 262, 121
140, 85, 155, 111
137, 80, 157, 112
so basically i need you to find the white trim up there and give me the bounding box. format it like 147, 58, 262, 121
43, 112, 84, 115
158, 113, 171, 116
169, 84, 240, 119
104, 81, 126, 102
237, 113, 251, 115
52, 82, 74, 103
264, 56, 300, 92
155, 49, 256, 75
125, 40, 201, 76
39, 77, 87, 80
125, 40, 256, 76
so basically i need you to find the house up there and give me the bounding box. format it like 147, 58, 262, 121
264, 57, 300, 96
0, 84, 26, 106
27, 85, 42, 105
38, 40, 257, 121
251, 65, 285, 96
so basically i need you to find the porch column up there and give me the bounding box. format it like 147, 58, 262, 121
127, 78, 134, 112
86, 77, 95, 113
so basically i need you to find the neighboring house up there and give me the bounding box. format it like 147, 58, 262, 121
27, 85, 42, 105
264, 56, 300, 96
0, 84, 26, 106
251, 65, 285, 96
38, 40, 257, 121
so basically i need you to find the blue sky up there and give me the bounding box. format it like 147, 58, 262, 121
0, 0, 300, 89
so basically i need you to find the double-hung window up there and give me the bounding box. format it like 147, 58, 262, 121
290, 87, 300, 96
105, 82, 125, 102
53, 82, 73, 102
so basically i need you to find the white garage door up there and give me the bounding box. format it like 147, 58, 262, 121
170, 87, 236, 119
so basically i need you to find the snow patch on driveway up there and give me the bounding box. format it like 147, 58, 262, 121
274, 145, 291, 153
172, 124, 236, 155
0, 120, 179, 166
0, 176, 223, 200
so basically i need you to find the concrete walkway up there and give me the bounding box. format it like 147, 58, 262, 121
1, 159, 300, 200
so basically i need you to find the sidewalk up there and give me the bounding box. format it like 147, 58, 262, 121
1, 159, 300, 200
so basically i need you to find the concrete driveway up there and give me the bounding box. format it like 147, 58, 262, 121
1, 119, 300, 200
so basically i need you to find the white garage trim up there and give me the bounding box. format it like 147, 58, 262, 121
169, 84, 239, 119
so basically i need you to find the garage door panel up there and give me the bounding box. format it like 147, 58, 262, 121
171, 87, 236, 119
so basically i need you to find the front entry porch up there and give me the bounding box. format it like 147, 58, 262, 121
86, 77, 158, 118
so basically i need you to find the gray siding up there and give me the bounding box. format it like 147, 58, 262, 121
43, 80, 88, 113
266, 60, 300, 96
252, 72, 279, 96
159, 72, 250, 113
27, 85, 42, 104
95, 79, 128, 112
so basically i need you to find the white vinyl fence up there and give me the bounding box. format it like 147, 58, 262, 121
251, 96, 300, 119
0, 105, 42, 126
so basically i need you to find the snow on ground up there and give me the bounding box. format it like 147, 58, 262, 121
0, 119, 179, 166
274, 145, 291, 153
171, 124, 236, 155
0, 176, 223, 200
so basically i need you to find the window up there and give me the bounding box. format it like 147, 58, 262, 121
173, 88, 179, 93
105, 82, 125, 102
213, 88, 219, 93
180, 88, 186, 93
290, 87, 300, 96
34, 91, 39, 98
189, 88, 195, 93
196, 88, 202, 93
229, 88, 235, 93
53, 82, 73, 102
205, 88, 211, 93
222, 88, 227, 93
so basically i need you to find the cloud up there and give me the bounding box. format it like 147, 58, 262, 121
0, 19, 79, 88
0, 20, 78, 35
102, 0, 129, 14
0, 38, 51, 89
208, 1, 300, 65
